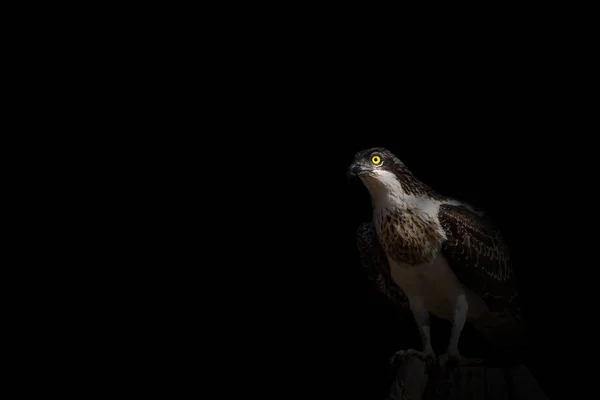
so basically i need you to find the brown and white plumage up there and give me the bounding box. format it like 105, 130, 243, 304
349, 147, 525, 362
357, 222, 409, 310
438, 203, 520, 314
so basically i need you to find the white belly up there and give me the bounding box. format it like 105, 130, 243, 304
389, 252, 489, 321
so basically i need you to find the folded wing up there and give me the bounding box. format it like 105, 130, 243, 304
356, 222, 409, 309
438, 204, 521, 317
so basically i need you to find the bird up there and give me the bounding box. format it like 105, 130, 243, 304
348, 147, 525, 367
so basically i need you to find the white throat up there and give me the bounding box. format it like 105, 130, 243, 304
359, 169, 481, 218
361, 170, 413, 208
360, 169, 442, 220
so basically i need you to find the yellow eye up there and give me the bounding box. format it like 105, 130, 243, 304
371, 155, 381, 165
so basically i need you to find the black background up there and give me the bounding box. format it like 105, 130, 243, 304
39, 7, 598, 399
299, 137, 565, 399
179, 104, 588, 399
126, 30, 593, 399
256, 134, 565, 399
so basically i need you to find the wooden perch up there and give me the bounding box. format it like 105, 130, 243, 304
387, 352, 549, 400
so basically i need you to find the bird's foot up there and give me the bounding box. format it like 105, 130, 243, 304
438, 352, 460, 373
438, 352, 484, 371
390, 348, 437, 371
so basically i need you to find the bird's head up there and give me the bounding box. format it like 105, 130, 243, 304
347, 147, 403, 180
347, 147, 427, 201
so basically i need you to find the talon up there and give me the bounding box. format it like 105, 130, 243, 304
389, 349, 413, 364
390, 348, 435, 364
439, 352, 484, 368
438, 352, 459, 372
424, 353, 436, 364
422, 353, 436, 375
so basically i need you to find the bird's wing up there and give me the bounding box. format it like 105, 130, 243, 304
356, 222, 409, 309
438, 204, 521, 316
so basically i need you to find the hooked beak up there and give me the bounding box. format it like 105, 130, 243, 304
347, 163, 371, 181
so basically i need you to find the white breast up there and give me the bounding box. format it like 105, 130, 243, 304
389, 253, 489, 321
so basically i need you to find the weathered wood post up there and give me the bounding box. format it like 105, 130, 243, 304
387, 353, 548, 400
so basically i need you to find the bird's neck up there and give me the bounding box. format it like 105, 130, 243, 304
360, 174, 436, 217
361, 174, 410, 210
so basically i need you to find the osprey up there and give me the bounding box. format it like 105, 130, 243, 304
348, 147, 524, 366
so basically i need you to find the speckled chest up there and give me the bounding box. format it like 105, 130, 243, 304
374, 206, 444, 266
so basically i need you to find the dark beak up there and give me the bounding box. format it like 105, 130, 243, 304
347, 163, 370, 181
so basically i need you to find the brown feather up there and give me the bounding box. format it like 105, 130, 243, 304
438, 204, 522, 319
